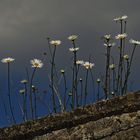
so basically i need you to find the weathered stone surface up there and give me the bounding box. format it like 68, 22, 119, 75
33, 110, 140, 140
1, 91, 140, 140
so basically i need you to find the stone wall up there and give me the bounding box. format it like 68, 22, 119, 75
1, 91, 140, 140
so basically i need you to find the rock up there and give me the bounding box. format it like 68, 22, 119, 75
1, 91, 140, 140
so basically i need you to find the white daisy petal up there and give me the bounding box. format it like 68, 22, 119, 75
76, 60, 84, 65
129, 39, 140, 45
109, 64, 115, 70
1, 57, 15, 63
123, 54, 129, 60
30, 59, 43, 68
69, 47, 79, 52
68, 35, 78, 41
114, 15, 128, 22
82, 61, 95, 69
50, 40, 61, 46
115, 33, 127, 40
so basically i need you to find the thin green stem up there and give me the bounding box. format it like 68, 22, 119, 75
84, 69, 89, 105
71, 40, 78, 108
124, 60, 129, 94
62, 73, 67, 111
90, 69, 95, 102
23, 83, 28, 121
51, 46, 57, 113
97, 83, 100, 101
108, 62, 111, 97
80, 79, 83, 106
112, 69, 116, 95
34, 92, 37, 119
73, 41, 78, 107
71, 66, 75, 109
122, 45, 137, 94
47, 37, 53, 59
30, 67, 37, 119
7, 63, 16, 124
116, 20, 123, 95
75, 65, 80, 107
104, 44, 110, 99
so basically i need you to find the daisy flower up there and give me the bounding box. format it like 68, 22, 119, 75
104, 43, 115, 47
68, 35, 78, 41
96, 78, 101, 83
21, 79, 28, 84
123, 54, 129, 60
121, 15, 128, 20
1, 57, 15, 63
60, 69, 65, 73
30, 59, 43, 68
82, 62, 95, 69
50, 40, 61, 46
115, 33, 127, 40
109, 64, 115, 70
129, 39, 140, 45
104, 34, 111, 40
79, 78, 82, 81
114, 15, 128, 22
19, 89, 25, 94
76, 60, 84, 65
69, 47, 79, 52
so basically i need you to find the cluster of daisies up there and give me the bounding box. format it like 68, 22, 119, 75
1, 57, 44, 69
76, 60, 94, 69
102, 15, 140, 71
94, 15, 140, 87
114, 15, 140, 45
0, 14, 140, 126
1, 15, 140, 95
49, 35, 94, 70
1, 35, 94, 75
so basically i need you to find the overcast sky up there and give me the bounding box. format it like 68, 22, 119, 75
0, 0, 140, 89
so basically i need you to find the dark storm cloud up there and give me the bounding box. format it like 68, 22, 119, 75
0, 0, 139, 40
0, 0, 140, 88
